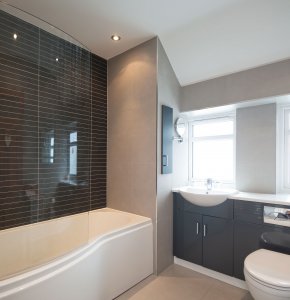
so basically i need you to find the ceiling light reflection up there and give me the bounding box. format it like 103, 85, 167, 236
111, 34, 121, 41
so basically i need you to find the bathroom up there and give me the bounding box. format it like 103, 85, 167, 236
1, 1, 290, 299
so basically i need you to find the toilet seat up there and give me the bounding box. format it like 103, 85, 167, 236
244, 268, 290, 292
244, 249, 290, 289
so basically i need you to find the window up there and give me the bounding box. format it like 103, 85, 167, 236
41, 130, 54, 164
278, 106, 290, 192
50, 135, 54, 164
189, 116, 235, 187
69, 131, 77, 176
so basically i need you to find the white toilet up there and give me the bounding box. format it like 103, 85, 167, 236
244, 249, 290, 300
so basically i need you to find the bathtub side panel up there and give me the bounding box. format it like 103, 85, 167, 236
0, 223, 153, 300
102, 224, 153, 299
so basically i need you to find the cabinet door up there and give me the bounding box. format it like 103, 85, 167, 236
203, 216, 234, 276
234, 221, 263, 280
183, 211, 202, 265
173, 194, 184, 258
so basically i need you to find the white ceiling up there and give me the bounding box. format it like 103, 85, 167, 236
4, 0, 290, 86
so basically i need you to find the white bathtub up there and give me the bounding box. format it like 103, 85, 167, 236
0, 208, 153, 300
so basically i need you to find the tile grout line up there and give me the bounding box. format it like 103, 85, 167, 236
37, 27, 40, 223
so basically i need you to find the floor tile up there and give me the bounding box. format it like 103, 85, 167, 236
115, 264, 253, 300
202, 280, 253, 300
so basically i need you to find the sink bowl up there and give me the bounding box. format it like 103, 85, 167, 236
179, 186, 237, 207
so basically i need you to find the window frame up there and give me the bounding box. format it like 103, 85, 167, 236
277, 105, 290, 192
188, 113, 236, 187
69, 130, 78, 177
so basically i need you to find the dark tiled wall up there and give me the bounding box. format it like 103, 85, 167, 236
91, 55, 107, 209
0, 10, 107, 230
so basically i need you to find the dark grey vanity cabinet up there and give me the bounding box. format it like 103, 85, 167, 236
203, 216, 234, 275
233, 200, 264, 280
174, 195, 290, 280
183, 211, 202, 264
234, 221, 263, 279
233, 200, 290, 280
173, 194, 184, 258
173, 193, 234, 276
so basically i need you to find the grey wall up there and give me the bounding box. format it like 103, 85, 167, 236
156, 40, 185, 273
107, 38, 158, 269
181, 59, 290, 112
181, 59, 290, 194
236, 103, 277, 193
108, 38, 188, 274
108, 37, 283, 274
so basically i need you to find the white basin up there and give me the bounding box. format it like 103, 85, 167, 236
179, 186, 238, 207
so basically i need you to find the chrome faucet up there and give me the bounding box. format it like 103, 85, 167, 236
206, 178, 213, 192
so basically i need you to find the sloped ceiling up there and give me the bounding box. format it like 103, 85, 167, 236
4, 0, 290, 86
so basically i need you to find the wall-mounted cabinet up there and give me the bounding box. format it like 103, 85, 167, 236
161, 105, 173, 174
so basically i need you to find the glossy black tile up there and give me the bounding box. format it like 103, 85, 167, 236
0, 10, 107, 230
91, 54, 107, 211
0, 11, 39, 65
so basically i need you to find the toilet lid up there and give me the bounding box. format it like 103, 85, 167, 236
245, 249, 290, 289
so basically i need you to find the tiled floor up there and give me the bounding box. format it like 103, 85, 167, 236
115, 264, 253, 300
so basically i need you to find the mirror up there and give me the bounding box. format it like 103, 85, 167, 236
182, 94, 290, 193
175, 117, 186, 137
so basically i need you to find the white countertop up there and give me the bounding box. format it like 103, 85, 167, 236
229, 192, 290, 206
173, 187, 290, 206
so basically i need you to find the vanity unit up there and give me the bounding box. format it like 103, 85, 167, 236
173, 191, 290, 280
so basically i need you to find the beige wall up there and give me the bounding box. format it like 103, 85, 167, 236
107, 38, 157, 219
107, 38, 158, 258
108, 38, 187, 274
156, 40, 185, 273
181, 58, 290, 112
108, 38, 287, 275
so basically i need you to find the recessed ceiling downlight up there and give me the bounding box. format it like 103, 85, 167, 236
13, 33, 17, 40
111, 34, 121, 41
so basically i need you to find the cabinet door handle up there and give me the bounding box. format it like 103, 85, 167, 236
196, 222, 199, 235
203, 224, 207, 237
